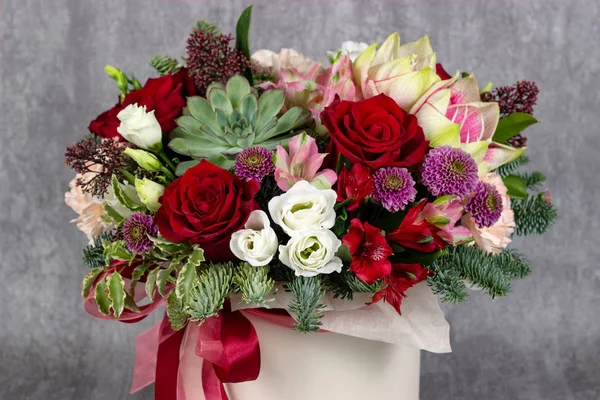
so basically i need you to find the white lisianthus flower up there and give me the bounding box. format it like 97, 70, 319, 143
117, 103, 163, 151
268, 180, 337, 237
230, 210, 279, 266
279, 228, 343, 277
327, 41, 369, 62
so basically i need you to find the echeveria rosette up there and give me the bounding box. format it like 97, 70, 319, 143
169, 75, 311, 173
274, 132, 337, 191
123, 212, 158, 254
353, 33, 440, 110
409, 73, 525, 170
279, 228, 343, 277
464, 182, 503, 228
343, 219, 393, 284
371, 167, 417, 213
421, 146, 479, 198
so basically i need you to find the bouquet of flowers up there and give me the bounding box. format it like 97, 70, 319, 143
65, 6, 557, 399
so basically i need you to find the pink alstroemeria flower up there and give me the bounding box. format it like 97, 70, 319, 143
274, 132, 337, 191
420, 196, 473, 245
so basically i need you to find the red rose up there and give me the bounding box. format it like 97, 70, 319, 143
436, 63, 452, 80
343, 219, 392, 284
123, 68, 196, 133
321, 94, 428, 171
155, 160, 260, 262
336, 163, 373, 211
386, 200, 445, 253
88, 102, 124, 140
370, 263, 430, 314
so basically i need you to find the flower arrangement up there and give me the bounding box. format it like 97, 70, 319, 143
65, 6, 557, 399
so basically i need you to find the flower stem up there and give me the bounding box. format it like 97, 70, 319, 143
118, 168, 137, 185
157, 150, 177, 172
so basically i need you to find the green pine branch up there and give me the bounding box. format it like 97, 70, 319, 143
428, 246, 532, 303
149, 55, 183, 76
185, 262, 235, 323
287, 276, 326, 333
233, 263, 276, 307
322, 269, 381, 300
82, 232, 113, 269
513, 194, 558, 236
166, 290, 188, 331
495, 155, 529, 178
516, 171, 546, 189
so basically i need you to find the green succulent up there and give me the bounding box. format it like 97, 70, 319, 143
169, 75, 311, 174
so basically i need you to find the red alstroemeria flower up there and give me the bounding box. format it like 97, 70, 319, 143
343, 219, 393, 284
370, 263, 430, 314
336, 163, 373, 211
386, 200, 446, 253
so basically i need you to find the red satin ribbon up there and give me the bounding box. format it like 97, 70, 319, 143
151, 303, 296, 400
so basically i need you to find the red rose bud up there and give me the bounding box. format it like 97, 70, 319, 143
155, 160, 260, 262
320, 94, 429, 171
335, 163, 373, 211
342, 219, 393, 284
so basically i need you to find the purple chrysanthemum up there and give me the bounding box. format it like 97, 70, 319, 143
465, 182, 503, 228
421, 146, 479, 198
234, 146, 274, 182
371, 167, 417, 213
123, 212, 158, 254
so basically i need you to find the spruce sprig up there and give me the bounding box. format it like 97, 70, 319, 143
287, 276, 326, 333
495, 155, 530, 178
233, 263, 276, 307
82, 232, 114, 269
322, 269, 381, 300
428, 246, 532, 303
513, 194, 558, 236
185, 263, 235, 323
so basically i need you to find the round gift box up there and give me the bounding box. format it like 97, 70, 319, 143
180, 313, 421, 400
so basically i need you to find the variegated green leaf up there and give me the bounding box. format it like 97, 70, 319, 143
103, 240, 132, 266
111, 175, 145, 211
145, 268, 159, 300
82, 268, 104, 299
149, 236, 191, 255
188, 246, 205, 266
124, 291, 140, 312
107, 272, 126, 318
176, 262, 197, 301
95, 276, 111, 316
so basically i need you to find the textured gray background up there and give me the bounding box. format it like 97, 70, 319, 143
1, 0, 599, 399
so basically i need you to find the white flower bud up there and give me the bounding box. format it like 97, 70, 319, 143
117, 103, 163, 151
134, 178, 165, 212
230, 210, 278, 266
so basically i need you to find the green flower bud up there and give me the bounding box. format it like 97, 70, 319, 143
104, 64, 129, 94
123, 148, 162, 172
135, 178, 165, 212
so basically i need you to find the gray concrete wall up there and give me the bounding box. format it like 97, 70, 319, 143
1, 0, 598, 399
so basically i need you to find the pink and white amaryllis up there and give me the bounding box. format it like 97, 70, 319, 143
274, 132, 337, 191
409, 73, 525, 170
352, 33, 440, 111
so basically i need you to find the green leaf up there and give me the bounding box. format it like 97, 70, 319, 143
149, 236, 191, 255
124, 291, 140, 312
176, 261, 197, 300
145, 268, 159, 300
335, 244, 352, 263
334, 198, 354, 210
235, 5, 253, 84
94, 276, 111, 315
103, 240, 132, 266
82, 268, 104, 299
111, 175, 145, 211
503, 174, 528, 200
492, 112, 538, 144
107, 272, 126, 318
332, 208, 348, 237
102, 203, 125, 226
188, 246, 205, 266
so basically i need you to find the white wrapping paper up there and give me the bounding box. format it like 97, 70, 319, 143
232, 281, 451, 353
